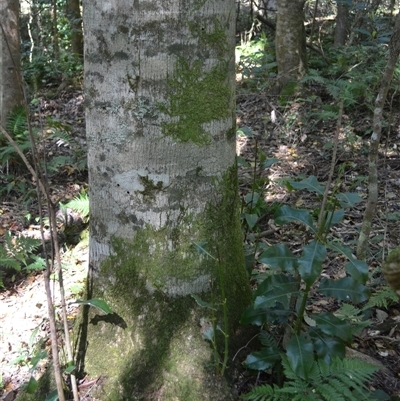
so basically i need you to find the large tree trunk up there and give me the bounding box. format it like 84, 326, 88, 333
275, 0, 307, 90
79, 1, 251, 400
0, 0, 23, 125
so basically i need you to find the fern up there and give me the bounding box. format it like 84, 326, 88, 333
6, 105, 27, 139
60, 190, 89, 220
362, 286, 397, 310
242, 356, 379, 401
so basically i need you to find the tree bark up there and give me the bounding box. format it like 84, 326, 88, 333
79, 1, 251, 400
0, 0, 23, 125
357, 12, 400, 260
275, 0, 307, 91
65, 0, 83, 58
334, 1, 349, 47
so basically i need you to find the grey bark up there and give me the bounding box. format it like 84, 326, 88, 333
275, 0, 307, 90
0, 0, 23, 126
65, 0, 83, 57
80, 1, 251, 400
357, 12, 400, 260
334, 1, 349, 47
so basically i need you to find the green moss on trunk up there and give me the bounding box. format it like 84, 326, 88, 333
76, 165, 250, 401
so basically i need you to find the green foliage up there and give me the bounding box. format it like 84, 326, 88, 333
242, 356, 379, 401
10, 325, 48, 395
60, 190, 89, 221
0, 232, 45, 287
363, 286, 398, 310
240, 175, 380, 398
236, 32, 277, 91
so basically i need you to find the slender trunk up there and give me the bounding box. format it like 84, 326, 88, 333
275, 0, 307, 90
65, 0, 83, 57
357, 13, 400, 260
0, 0, 23, 124
334, 2, 349, 47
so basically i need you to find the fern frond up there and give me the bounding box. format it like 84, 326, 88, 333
6, 105, 27, 138
26, 256, 46, 271
259, 330, 278, 348
61, 191, 89, 220
363, 286, 397, 310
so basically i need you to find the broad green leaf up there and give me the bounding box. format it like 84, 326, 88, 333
244, 213, 258, 229
261, 158, 279, 168
64, 361, 76, 374
237, 126, 254, 137
74, 298, 113, 314
313, 312, 353, 343
309, 327, 345, 364
30, 350, 48, 371
254, 274, 300, 309
327, 242, 368, 283
240, 305, 268, 326
274, 205, 317, 233
237, 156, 250, 167
298, 241, 326, 286
45, 390, 59, 401
258, 244, 298, 273
335, 192, 363, 208
244, 192, 260, 209
25, 376, 38, 394
322, 209, 344, 230
287, 176, 325, 195
191, 294, 217, 311
286, 334, 314, 380
319, 277, 370, 303
244, 346, 281, 371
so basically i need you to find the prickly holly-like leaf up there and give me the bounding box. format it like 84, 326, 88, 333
319, 277, 370, 303
327, 242, 369, 283
73, 298, 113, 314
45, 389, 59, 401
335, 192, 363, 208
261, 158, 279, 168
237, 126, 254, 137
287, 176, 325, 195
244, 346, 281, 371
237, 156, 250, 167
258, 244, 298, 273
322, 209, 344, 230
245, 213, 258, 229
25, 376, 38, 394
30, 350, 48, 371
254, 274, 300, 309
313, 312, 353, 343
240, 305, 268, 326
274, 205, 317, 233
286, 334, 314, 380
309, 327, 345, 364
298, 241, 326, 287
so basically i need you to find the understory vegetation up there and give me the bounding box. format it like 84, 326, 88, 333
1, 0, 400, 400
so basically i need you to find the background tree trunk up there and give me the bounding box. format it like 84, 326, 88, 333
0, 0, 23, 125
65, 0, 83, 58
275, 0, 307, 90
79, 1, 251, 399
334, 1, 349, 47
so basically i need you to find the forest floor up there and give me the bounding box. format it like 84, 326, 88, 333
1, 83, 400, 400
